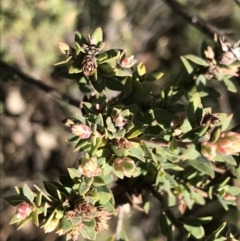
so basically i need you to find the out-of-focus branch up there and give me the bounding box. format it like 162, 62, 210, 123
162, 0, 233, 43
115, 205, 124, 241
0, 60, 80, 108
233, 0, 240, 7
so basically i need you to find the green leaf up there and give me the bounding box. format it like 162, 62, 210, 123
10, 214, 22, 225
146, 71, 164, 81
129, 142, 145, 162
182, 126, 208, 141
105, 235, 115, 241
184, 55, 209, 66
17, 215, 32, 230
183, 223, 204, 239
79, 182, 90, 195
169, 137, 177, 151
33, 185, 52, 201
93, 176, 106, 186
127, 122, 147, 139
143, 200, 150, 214
43, 182, 60, 200
188, 157, 215, 178
115, 68, 132, 77
84, 221, 97, 240
74, 139, 89, 152
159, 212, 171, 236
187, 93, 203, 128
191, 191, 206, 205
96, 186, 112, 205
118, 230, 129, 241
96, 52, 108, 63
67, 135, 79, 142
97, 192, 112, 205
36, 191, 42, 206
103, 201, 115, 213
180, 56, 194, 74
222, 76, 237, 93
75, 31, 87, 51
227, 186, 240, 196
136, 63, 146, 76
222, 154, 237, 166
161, 162, 184, 171
58, 42, 71, 55
229, 223, 238, 236
205, 222, 226, 241
67, 168, 81, 179
91, 77, 106, 93
47, 181, 69, 197
95, 113, 104, 127
4, 195, 29, 206
221, 114, 233, 131
122, 160, 135, 174
32, 208, 39, 226
90, 136, 103, 156
154, 108, 175, 129
92, 27, 103, 46
142, 142, 158, 163
106, 77, 125, 91
23, 184, 34, 202
59, 217, 73, 232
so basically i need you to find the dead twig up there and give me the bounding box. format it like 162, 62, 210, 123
0, 60, 81, 108
162, 0, 233, 43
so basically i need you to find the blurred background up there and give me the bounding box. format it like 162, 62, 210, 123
1, 0, 240, 240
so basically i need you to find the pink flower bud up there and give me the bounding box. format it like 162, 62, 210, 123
96, 104, 102, 110
71, 124, 92, 139
114, 157, 136, 177
122, 55, 134, 65
16, 202, 32, 219
78, 157, 101, 178
216, 131, 240, 155
223, 193, 236, 201
120, 55, 137, 68
201, 142, 217, 161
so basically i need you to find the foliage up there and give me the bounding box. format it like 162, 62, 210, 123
1, 0, 77, 75
4, 27, 240, 241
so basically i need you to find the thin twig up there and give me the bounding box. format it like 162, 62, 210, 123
115, 205, 124, 241
0, 60, 81, 108
162, 0, 233, 43
132, 137, 192, 148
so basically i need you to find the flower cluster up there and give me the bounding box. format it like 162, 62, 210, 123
78, 156, 101, 178
62, 201, 111, 241
201, 131, 240, 161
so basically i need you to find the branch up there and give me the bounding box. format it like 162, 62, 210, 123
0, 60, 81, 108
162, 0, 233, 43
233, 0, 240, 7
115, 205, 124, 241
132, 137, 192, 148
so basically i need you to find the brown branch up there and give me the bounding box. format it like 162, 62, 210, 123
0, 60, 81, 108
132, 137, 192, 148
162, 0, 233, 43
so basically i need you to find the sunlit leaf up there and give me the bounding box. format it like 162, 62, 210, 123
184, 55, 209, 66
188, 157, 215, 178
